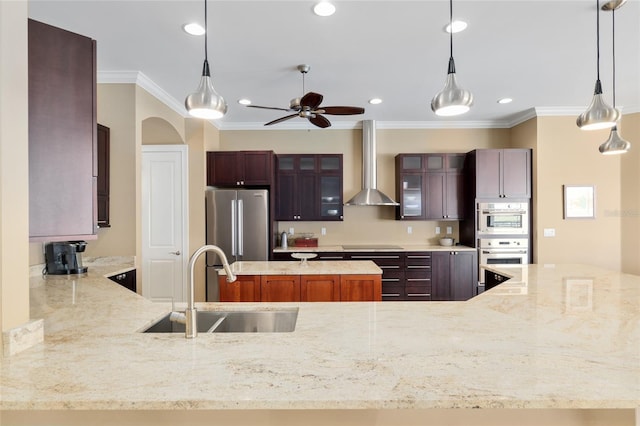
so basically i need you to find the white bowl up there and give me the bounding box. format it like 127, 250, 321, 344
439, 238, 454, 246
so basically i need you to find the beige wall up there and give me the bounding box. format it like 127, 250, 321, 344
620, 112, 640, 275
0, 0, 30, 337
534, 116, 623, 271
220, 127, 511, 245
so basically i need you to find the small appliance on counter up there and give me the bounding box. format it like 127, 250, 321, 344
44, 241, 88, 275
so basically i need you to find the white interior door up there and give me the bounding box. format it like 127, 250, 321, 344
141, 145, 188, 303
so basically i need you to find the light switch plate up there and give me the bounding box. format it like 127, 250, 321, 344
289, 227, 294, 235
446, 226, 452, 234
407, 226, 412, 234
544, 228, 555, 237
435, 226, 441, 234
321, 227, 326, 236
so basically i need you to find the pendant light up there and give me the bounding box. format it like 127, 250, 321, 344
184, 0, 227, 119
576, 0, 620, 130
599, 1, 630, 155
431, 0, 473, 116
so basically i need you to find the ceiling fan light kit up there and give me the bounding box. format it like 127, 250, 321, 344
599, 0, 630, 155
185, 0, 227, 119
576, 0, 619, 130
431, 0, 473, 117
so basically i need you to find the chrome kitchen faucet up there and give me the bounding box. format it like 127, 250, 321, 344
170, 245, 237, 338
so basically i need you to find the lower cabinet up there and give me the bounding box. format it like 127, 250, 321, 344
219, 274, 381, 302
108, 269, 136, 293
431, 251, 478, 301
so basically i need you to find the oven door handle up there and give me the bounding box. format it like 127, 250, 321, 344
481, 250, 528, 254
481, 210, 527, 215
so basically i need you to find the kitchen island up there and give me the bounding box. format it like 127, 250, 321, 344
1, 262, 638, 425
218, 260, 383, 302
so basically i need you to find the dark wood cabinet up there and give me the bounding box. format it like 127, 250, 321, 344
471, 149, 531, 199
275, 154, 343, 221
396, 153, 465, 220
206, 150, 274, 187
404, 252, 432, 301
108, 269, 136, 293
431, 250, 478, 301
347, 252, 405, 301
97, 124, 110, 228
28, 19, 97, 241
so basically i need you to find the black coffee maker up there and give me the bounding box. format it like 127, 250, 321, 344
45, 241, 88, 275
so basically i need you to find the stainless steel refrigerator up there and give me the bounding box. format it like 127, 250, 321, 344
205, 187, 269, 301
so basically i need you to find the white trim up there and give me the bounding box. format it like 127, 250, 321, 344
98, 70, 640, 131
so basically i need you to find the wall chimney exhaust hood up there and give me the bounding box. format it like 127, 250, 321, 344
345, 120, 399, 206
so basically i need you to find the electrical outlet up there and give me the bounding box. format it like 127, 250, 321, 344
446, 226, 452, 234
289, 227, 294, 235
321, 227, 326, 236
543, 228, 555, 237
407, 226, 412, 234
435, 226, 441, 234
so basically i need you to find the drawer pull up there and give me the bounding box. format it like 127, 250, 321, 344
351, 255, 400, 260
406, 265, 430, 269
407, 293, 431, 297
382, 278, 400, 282
407, 255, 431, 259
406, 278, 431, 282
380, 265, 400, 269
319, 256, 344, 259
382, 293, 401, 297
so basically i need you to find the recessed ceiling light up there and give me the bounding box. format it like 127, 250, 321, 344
368, 98, 383, 105
183, 23, 205, 36
238, 98, 252, 106
444, 20, 468, 34
313, 1, 336, 17
497, 98, 513, 104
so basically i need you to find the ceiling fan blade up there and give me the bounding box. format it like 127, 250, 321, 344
247, 105, 292, 112
264, 114, 299, 126
300, 92, 324, 109
320, 106, 365, 115
308, 114, 331, 128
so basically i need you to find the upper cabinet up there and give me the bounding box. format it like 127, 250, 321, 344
275, 154, 343, 221
469, 149, 531, 199
395, 153, 465, 220
28, 19, 97, 241
206, 151, 274, 187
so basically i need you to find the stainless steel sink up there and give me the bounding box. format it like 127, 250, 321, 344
142, 308, 298, 333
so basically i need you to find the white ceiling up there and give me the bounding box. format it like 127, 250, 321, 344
28, 0, 640, 130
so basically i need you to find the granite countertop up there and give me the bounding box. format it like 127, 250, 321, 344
1, 262, 638, 412
274, 244, 476, 252
218, 260, 382, 276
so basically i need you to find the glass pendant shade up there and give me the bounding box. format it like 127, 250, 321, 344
576, 81, 620, 130
185, 60, 227, 119
599, 127, 630, 155
431, 58, 473, 116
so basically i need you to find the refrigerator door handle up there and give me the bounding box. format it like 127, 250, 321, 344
238, 199, 244, 256
231, 199, 237, 256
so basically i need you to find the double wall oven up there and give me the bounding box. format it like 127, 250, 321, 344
477, 202, 530, 292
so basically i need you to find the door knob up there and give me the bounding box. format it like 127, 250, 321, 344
169, 251, 181, 255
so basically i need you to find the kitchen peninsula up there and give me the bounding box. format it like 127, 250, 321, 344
1, 262, 638, 426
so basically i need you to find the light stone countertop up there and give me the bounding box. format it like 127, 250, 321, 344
218, 260, 382, 276
1, 262, 639, 412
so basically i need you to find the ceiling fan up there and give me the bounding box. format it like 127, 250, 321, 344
247, 64, 365, 128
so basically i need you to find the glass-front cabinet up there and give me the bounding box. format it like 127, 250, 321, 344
395, 153, 465, 221
275, 154, 343, 221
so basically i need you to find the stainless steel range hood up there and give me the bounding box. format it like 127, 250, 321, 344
345, 120, 399, 206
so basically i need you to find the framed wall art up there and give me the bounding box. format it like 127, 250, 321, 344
563, 185, 595, 219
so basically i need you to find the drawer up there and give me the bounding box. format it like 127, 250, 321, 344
381, 283, 404, 301
315, 252, 346, 260
381, 269, 403, 281
405, 284, 431, 301
405, 270, 431, 282
348, 253, 403, 267
405, 252, 431, 266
